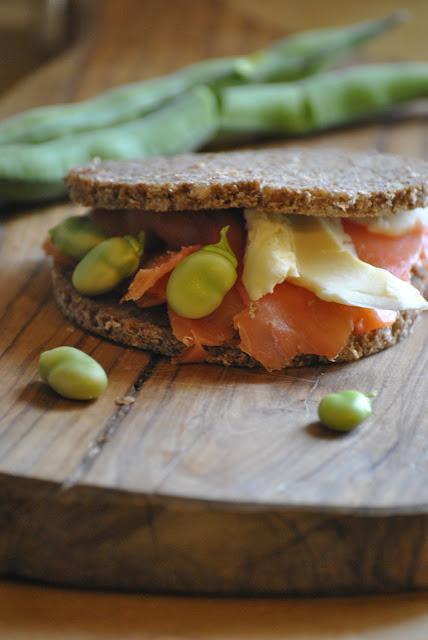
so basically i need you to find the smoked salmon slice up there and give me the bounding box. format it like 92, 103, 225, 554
234, 281, 356, 371
351, 307, 397, 336
168, 284, 245, 362
123, 245, 200, 306
340, 220, 428, 333
343, 220, 425, 281
234, 289, 398, 371
43, 238, 76, 269
422, 227, 428, 269
233, 284, 398, 370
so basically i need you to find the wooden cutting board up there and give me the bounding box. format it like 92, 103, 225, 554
1, 0, 428, 595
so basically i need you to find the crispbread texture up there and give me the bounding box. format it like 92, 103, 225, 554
66, 148, 428, 217
52, 266, 420, 369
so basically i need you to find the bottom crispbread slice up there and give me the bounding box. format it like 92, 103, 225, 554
51, 266, 422, 369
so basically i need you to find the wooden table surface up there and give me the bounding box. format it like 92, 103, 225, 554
2, 0, 428, 636
2, 580, 428, 640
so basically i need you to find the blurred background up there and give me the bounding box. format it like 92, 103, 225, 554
0, 0, 88, 93
0, 0, 426, 98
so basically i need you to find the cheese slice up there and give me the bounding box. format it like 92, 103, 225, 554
243, 209, 298, 301
243, 210, 428, 311
350, 207, 428, 237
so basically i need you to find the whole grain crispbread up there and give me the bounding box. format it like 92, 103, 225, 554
51, 266, 421, 369
66, 148, 428, 217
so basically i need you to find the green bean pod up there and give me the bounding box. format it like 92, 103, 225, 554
220, 63, 428, 135
0, 13, 404, 144
49, 215, 107, 259
240, 11, 407, 82
0, 87, 218, 202
0, 59, 233, 146
166, 226, 238, 319
39, 346, 108, 400
72, 232, 145, 296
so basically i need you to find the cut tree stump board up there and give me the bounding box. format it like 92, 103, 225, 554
1, 0, 428, 595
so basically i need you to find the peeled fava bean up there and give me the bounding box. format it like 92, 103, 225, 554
72, 232, 145, 296
318, 390, 374, 432
166, 226, 238, 319
49, 215, 107, 259
39, 346, 108, 400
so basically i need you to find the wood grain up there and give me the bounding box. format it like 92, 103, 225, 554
1, 0, 428, 594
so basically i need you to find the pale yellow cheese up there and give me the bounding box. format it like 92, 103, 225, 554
243, 209, 298, 301
350, 207, 428, 237
242, 210, 428, 311
288, 216, 427, 310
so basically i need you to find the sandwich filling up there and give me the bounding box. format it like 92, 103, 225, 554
44, 207, 428, 370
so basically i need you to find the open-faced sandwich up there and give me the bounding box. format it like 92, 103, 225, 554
43, 148, 428, 371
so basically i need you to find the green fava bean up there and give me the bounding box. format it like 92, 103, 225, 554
72, 232, 145, 296
39, 346, 108, 400
318, 390, 374, 432
166, 226, 238, 319
49, 215, 106, 259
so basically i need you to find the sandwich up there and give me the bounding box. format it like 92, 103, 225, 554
43, 148, 428, 371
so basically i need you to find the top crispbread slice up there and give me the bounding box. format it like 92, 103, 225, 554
66, 147, 428, 217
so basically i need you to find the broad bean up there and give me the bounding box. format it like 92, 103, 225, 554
39, 346, 107, 400
166, 226, 237, 319
72, 232, 145, 295
49, 215, 106, 259
318, 390, 374, 432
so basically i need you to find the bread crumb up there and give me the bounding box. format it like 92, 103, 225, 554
115, 395, 135, 406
